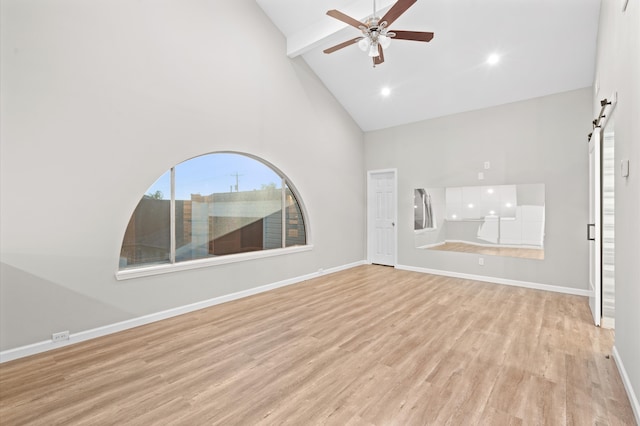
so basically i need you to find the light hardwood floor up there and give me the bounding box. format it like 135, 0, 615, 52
0, 265, 635, 425
428, 242, 545, 260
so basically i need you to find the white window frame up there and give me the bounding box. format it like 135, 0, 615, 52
116, 152, 311, 280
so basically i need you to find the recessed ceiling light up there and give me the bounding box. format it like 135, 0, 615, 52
381, 87, 391, 97
487, 53, 500, 65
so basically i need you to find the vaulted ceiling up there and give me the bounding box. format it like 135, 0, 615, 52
256, 0, 601, 131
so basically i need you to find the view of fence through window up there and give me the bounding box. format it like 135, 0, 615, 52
119, 153, 306, 269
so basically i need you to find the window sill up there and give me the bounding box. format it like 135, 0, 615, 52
115, 245, 314, 281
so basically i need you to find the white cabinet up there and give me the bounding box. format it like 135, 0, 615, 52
446, 184, 518, 220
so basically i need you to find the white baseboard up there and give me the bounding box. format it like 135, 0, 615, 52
0, 260, 366, 363
612, 346, 640, 425
601, 316, 615, 329
395, 264, 591, 297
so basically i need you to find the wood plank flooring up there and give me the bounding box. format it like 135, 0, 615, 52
0, 265, 635, 425
427, 242, 545, 260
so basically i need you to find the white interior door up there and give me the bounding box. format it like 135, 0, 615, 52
588, 129, 602, 327
368, 170, 396, 266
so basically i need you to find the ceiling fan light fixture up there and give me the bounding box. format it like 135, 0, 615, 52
368, 42, 380, 57
379, 34, 391, 49
358, 37, 371, 51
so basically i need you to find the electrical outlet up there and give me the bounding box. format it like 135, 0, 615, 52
484, 161, 490, 170
52, 331, 70, 342
478, 257, 485, 266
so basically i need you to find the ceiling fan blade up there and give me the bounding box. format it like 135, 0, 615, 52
391, 30, 434, 42
323, 37, 361, 54
374, 45, 385, 66
380, 0, 417, 27
327, 10, 366, 29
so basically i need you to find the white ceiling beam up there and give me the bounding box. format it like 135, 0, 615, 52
286, 0, 396, 58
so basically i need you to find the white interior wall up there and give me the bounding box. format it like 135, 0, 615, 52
595, 0, 640, 418
364, 88, 593, 289
0, 0, 365, 351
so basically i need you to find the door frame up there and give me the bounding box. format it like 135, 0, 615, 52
367, 168, 398, 266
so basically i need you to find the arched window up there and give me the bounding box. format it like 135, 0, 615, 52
119, 153, 307, 272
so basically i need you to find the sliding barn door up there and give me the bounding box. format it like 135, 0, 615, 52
588, 129, 602, 327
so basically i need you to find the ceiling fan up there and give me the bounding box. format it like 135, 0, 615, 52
323, 0, 434, 67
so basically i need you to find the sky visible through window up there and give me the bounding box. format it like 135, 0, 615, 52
146, 153, 282, 201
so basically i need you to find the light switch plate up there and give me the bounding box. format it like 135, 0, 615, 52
478, 172, 484, 180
